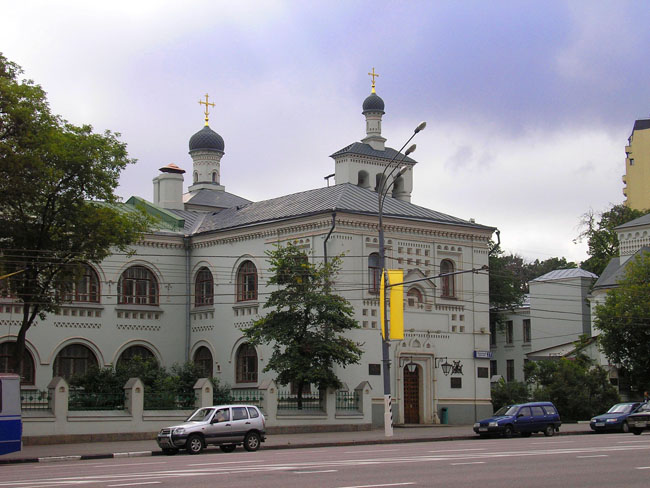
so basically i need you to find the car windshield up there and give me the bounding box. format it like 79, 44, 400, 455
607, 403, 634, 414
186, 408, 214, 422
636, 403, 650, 413
494, 405, 518, 416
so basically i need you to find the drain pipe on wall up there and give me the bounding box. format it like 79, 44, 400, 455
184, 236, 191, 363
323, 211, 336, 264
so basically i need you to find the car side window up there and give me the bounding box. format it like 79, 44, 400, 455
232, 406, 249, 421
543, 405, 557, 415
214, 408, 230, 422
247, 407, 259, 418
518, 407, 531, 417
531, 406, 544, 416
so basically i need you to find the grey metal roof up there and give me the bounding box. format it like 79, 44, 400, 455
531, 268, 598, 282
183, 189, 252, 209
592, 246, 650, 291
330, 142, 418, 165
615, 212, 650, 230
194, 183, 493, 235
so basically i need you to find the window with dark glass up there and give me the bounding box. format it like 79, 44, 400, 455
490, 323, 497, 346
440, 260, 455, 298
236, 343, 257, 383
506, 359, 515, 382
118, 266, 158, 305
368, 253, 381, 294
53, 344, 98, 380
407, 287, 423, 307
523, 319, 531, 343
506, 321, 514, 344
193, 346, 213, 377
450, 377, 462, 388
117, 345, 155, 367
0, 342, 35, 385
195, 267, 214, 307
490, 360, 497, 377
236, 261, 257, 302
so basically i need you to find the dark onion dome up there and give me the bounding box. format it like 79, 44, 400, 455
362, 92, 385, 114
189, 125, 225, 152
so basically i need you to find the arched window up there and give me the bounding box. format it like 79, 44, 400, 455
193, 346, 213, 377
391, 176, 404, 198
53, 344, 98, 380
407, 287, 423, 307
440, 259, 455, 298
118, 266, 158, 305
375, 173, 387, 193
116, 345, 156, 368
236, 343, 257, 383
368, 253, 381, 294
357, 170, 369, 188
236, 261, 257, 302
193, 171, 198, 183
211, 171, 217, 183
0, 342, 35, 385
61, 265, 100, 303
195, 267, 214, 307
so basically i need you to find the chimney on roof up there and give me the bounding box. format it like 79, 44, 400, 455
153, 163, 185, 210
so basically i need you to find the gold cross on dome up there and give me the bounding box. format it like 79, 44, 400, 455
198, 93, 215, 126
368, 67, 379, 94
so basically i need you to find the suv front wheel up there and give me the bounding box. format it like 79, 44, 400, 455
244, 432, 261, 452
187, 434, 204, 454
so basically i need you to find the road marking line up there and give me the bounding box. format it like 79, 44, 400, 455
450, 461, 485, 465
188, 460, 261, 466
107, 483, 161, 487
577, 455, 608, 458
345, 449, 401, 453
93, 462, 168, 468
429, 448, 485, 453
294, 470, 339, 474
530, 441, 573, 445
636, 467, 650, 470
337, 484, 415, 488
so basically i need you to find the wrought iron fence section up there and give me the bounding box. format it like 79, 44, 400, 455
277, 389, 322, 411
69, 389, 125, 411
336, 390, 360, 411
144, 391, 195, 410
20, 389, 51, 410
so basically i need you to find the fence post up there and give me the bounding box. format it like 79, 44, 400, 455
355, 381, 373, 423
194, 378, 214, 408
258, 379, 277, 426
325, 387, 336, 421
124, 378, 144, 419
47, 377, 69, 422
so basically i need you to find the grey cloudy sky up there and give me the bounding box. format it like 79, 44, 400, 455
3, 0, 649, 264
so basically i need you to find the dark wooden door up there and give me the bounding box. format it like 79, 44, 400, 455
403, 365, 420, 424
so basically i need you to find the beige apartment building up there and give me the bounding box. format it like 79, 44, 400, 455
623, 119, 650, 210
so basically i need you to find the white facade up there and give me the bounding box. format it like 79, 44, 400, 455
1, 89, 495, 425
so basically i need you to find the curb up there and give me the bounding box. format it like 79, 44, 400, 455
0, 430, 591, 465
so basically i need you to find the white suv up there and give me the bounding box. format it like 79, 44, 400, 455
157, 404, 266, 455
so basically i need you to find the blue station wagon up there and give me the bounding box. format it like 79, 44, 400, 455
474, 401, 561, 438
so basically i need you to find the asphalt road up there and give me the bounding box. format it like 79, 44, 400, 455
1, 433, 649, 488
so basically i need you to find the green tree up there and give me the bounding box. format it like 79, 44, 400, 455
577, 204, 648, 276
594, 251, 650, 393
0, 53, 151, 374
488, 242, 525, 328
490, 379, 530, 411
526, 344, 619, 421
243, 244, 363, 408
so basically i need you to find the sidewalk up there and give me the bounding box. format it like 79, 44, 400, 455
0, 423, 593, 464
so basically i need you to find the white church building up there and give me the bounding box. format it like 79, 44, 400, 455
1, 84, 495, 426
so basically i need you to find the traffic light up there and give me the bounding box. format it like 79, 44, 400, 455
379, 269, 404, 340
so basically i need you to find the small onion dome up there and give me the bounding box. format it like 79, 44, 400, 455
362, 92, 385, 114
189, 125, 225, 152
159, 163, 186, 174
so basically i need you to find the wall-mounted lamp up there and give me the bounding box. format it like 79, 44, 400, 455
401, 356, 418, 373
435, 357, 452, 376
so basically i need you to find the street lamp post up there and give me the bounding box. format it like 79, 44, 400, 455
377, 121, 426, 437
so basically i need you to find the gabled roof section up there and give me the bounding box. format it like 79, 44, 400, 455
195, 183, 493, 235
592, 246, 650, 291
615, 212, 650, 230
183, 189, 252, 209
330, 142, 418, 165
531, 268, 598, 282
125, 196, 185, 233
